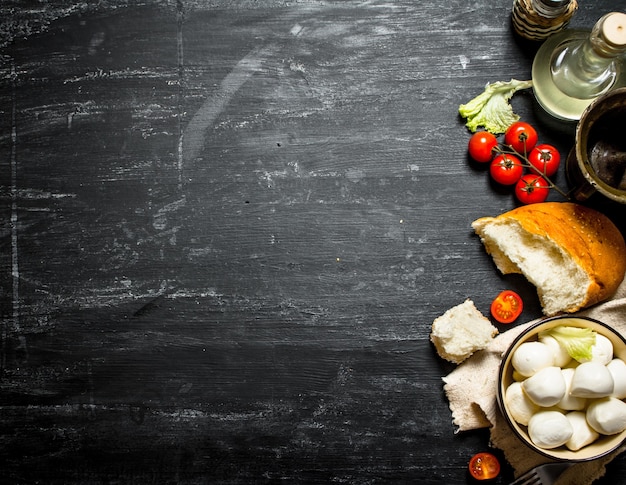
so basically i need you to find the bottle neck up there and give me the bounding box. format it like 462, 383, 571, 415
573, 40, 615, 82
530, 0, 570, 18
549, 14, 626, 100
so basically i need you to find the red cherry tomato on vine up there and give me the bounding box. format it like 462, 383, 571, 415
489, 154, 523, 185
491, 290, 524, 324
468, 452, 501, 481
468, 131, 498, 163
504, 121, 538, 155
528, 143, 561, 177
515, 174, 550, 204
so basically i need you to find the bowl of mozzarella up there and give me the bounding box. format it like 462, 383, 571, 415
498, 316, 626, 461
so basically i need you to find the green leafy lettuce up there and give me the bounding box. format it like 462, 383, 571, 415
459, 79, 533, 134
538, 325, 597, 362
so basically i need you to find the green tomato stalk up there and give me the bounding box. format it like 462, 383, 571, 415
459, 79, 533, 135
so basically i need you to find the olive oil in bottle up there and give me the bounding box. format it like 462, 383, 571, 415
532, 12, 626, 123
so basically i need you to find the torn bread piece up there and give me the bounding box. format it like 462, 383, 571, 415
431, 299, 498, 364
472, 202, 626, 316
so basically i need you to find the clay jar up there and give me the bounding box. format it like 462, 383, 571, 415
566, 87, 626, 204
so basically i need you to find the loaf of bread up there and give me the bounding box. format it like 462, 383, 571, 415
472, 202, 626, 316
430, 299, 499, 364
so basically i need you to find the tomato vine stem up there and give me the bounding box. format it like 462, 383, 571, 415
494, 145, 572, 200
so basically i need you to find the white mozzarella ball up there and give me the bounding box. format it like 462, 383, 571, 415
580, 334, 614, 365
512, 341, 555, 377
539, 334, 572, 368
607, 359, 626, 399
570, 361, 614, 398
558, 368, 587, 411
505, 381, 539, 426
522, 366, 566, 407
565, 411, 600, 451
586, 397, 626, 435
528, 411, 573, 449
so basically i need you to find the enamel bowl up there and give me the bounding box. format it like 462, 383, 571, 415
498, 316, 626, 461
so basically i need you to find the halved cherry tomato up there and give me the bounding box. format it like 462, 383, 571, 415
468, 452, 501, 481
504, 121, 538, 155
528, 143, 561, 177
515, 174, 550, 204
468, 131, 498, 163
489, 154, 523, 185
491, 290, 523, 324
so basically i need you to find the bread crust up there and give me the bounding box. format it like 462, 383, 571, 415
473, 202, 626, 313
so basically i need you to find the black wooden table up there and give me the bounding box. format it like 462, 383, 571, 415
1, 1, 625, 483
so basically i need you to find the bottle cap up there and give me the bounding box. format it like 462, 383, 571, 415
602, 12, 626, 49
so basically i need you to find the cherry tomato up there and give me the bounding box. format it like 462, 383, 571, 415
489, 154, 523, 185
515, 174, 550, 204
468, 452, 501, 481
468, 131, 498, 163
504, 121, 538, 155
491, 290, 524, 324
528, 143, 561, 177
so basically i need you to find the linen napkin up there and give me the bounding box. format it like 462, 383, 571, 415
442, 278, 626, 484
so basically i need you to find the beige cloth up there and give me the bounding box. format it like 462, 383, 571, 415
443, 278, 626, 484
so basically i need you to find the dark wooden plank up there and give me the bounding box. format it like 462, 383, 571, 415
1, 1, 625, 483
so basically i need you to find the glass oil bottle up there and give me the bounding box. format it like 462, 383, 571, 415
532, 12, 626, 123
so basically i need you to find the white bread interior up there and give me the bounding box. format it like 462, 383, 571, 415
472, 202, 626, 316
471, 217, 589, 316
430, 299, 498, 364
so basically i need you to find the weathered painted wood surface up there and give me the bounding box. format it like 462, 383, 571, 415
1, 1, 625, 483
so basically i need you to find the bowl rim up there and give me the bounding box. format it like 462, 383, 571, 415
497, 315, 626, 462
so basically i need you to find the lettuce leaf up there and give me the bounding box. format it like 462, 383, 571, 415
538, 326, 597, 362
459, 79, 533, 134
